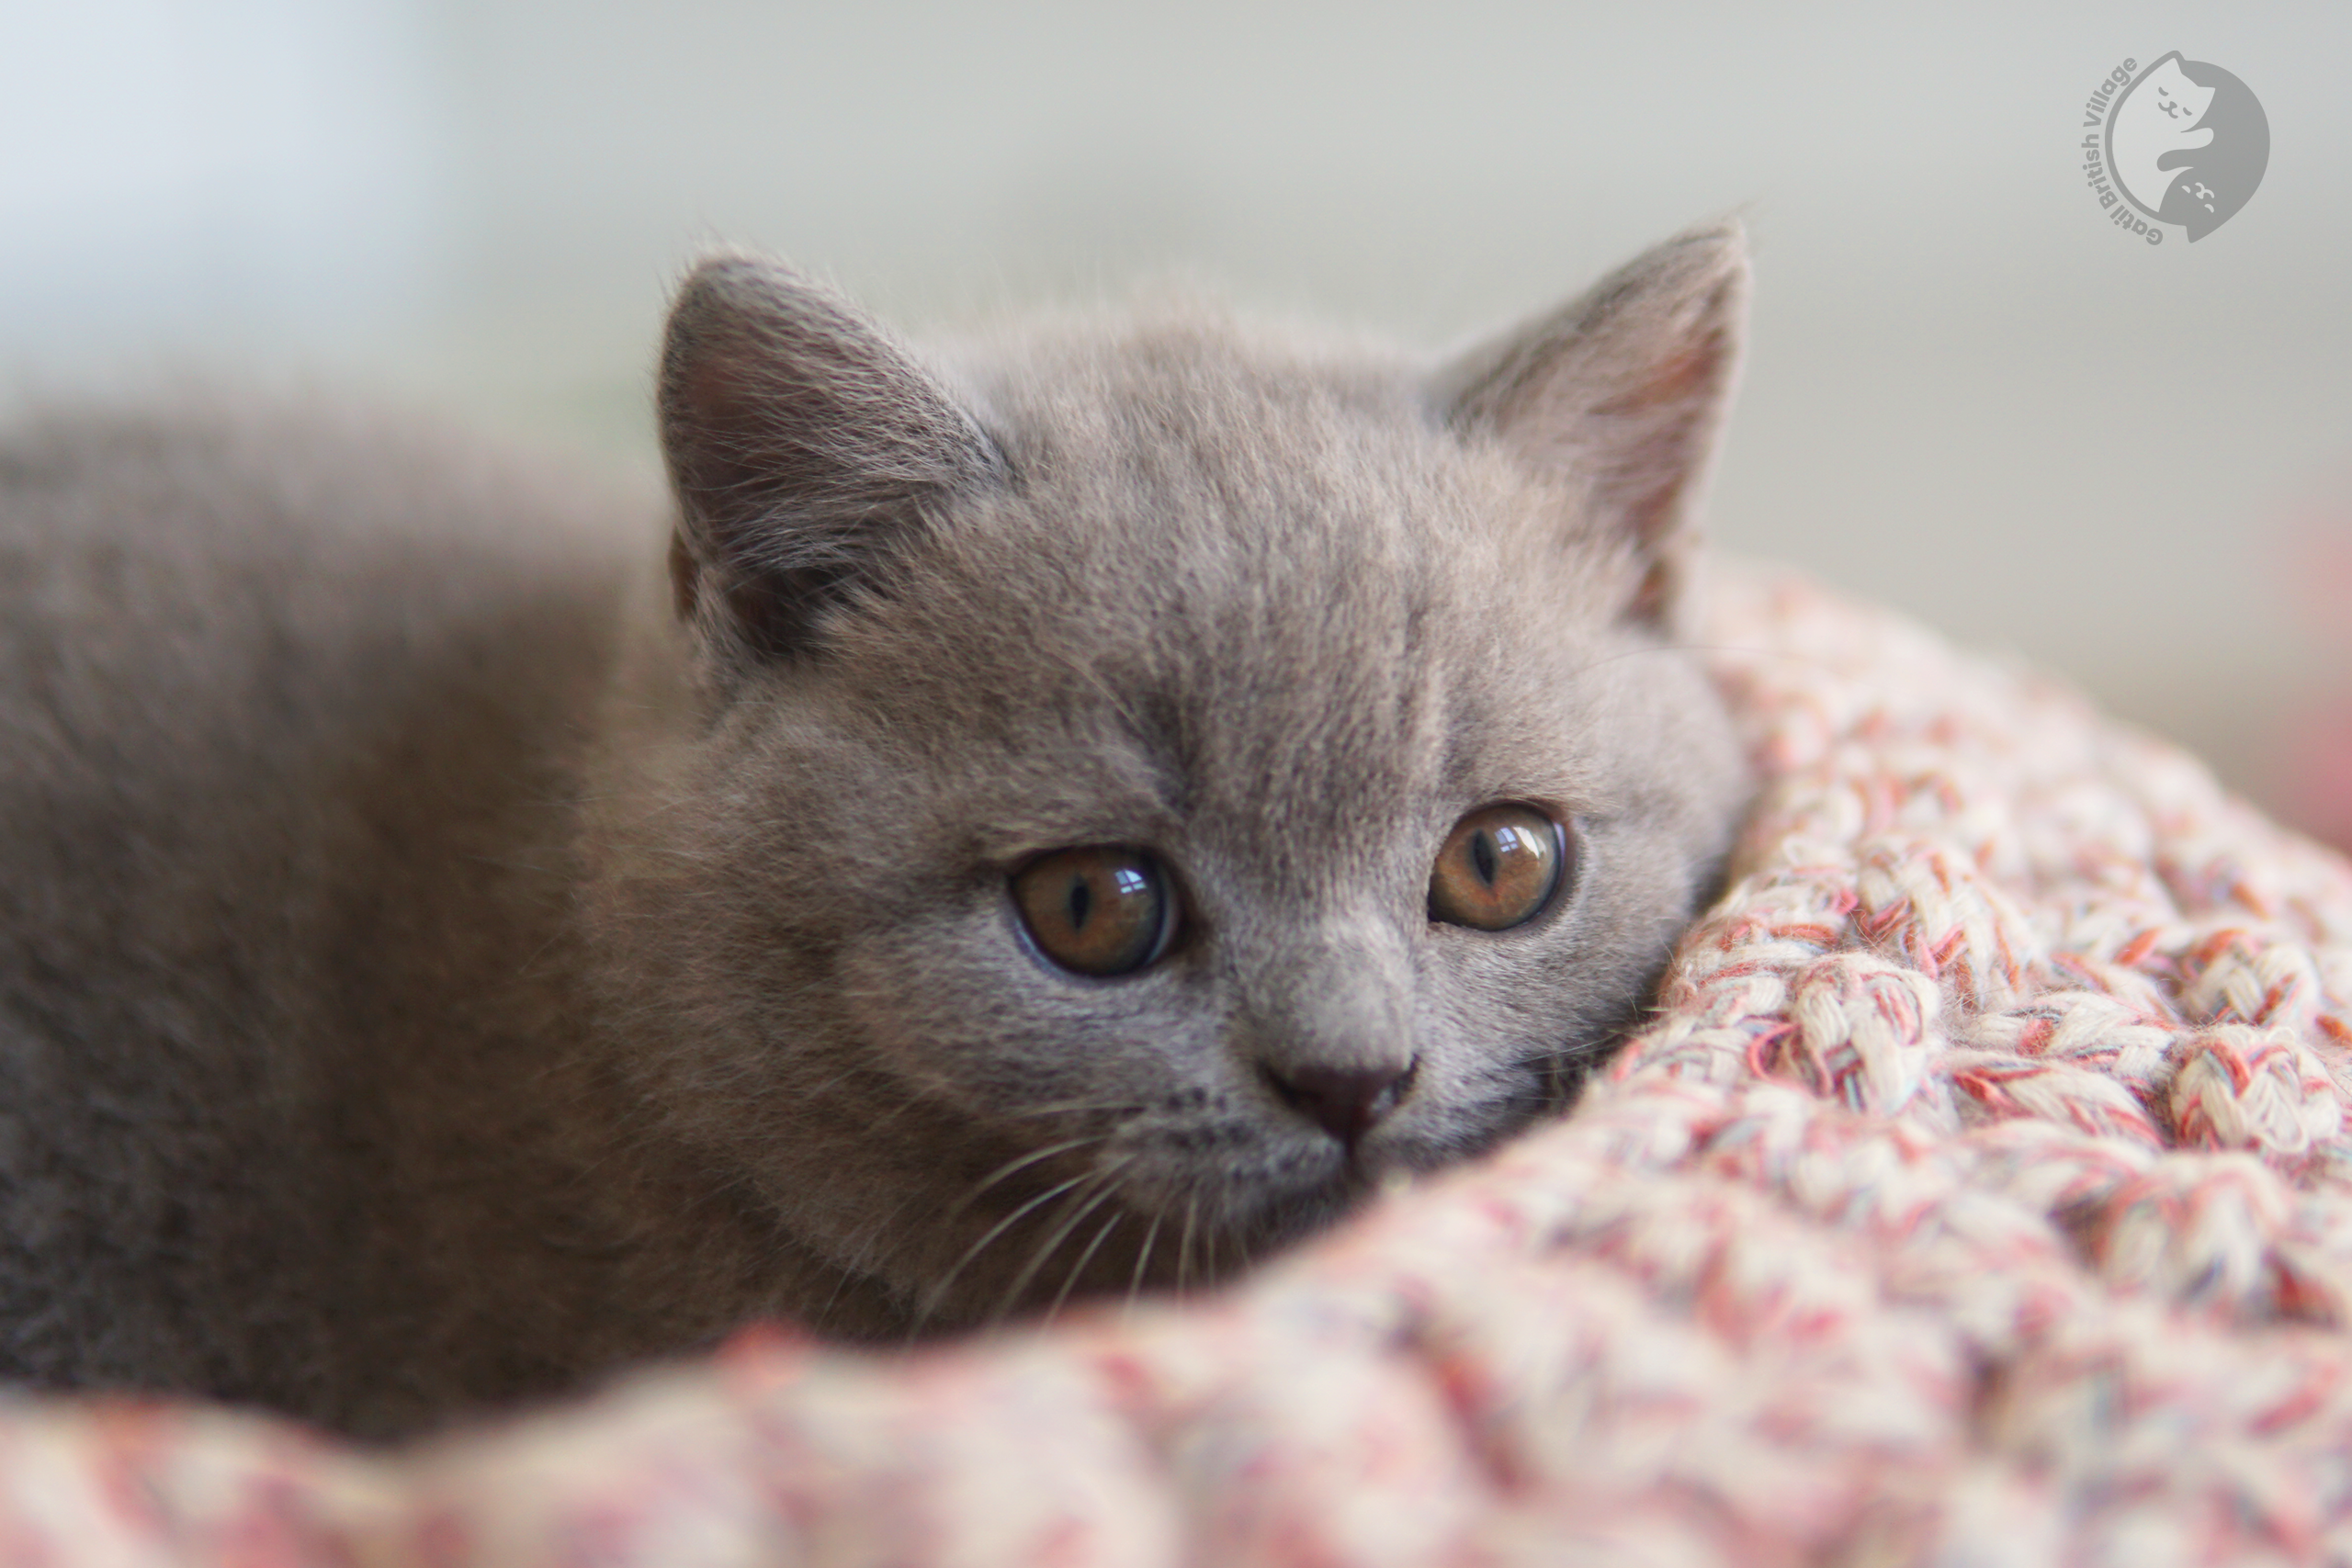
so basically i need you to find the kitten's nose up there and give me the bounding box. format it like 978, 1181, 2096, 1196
1269, 1059, 1416, 1148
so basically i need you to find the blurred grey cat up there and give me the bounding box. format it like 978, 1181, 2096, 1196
0, 224, 1750, 1438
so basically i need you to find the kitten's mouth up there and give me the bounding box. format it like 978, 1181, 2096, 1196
913, 1097, 1507, 1334
1125, 1142, 1378, 1256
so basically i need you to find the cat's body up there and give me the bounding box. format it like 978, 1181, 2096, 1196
0, 407, 763, 1435
0, 228, 1752, 1438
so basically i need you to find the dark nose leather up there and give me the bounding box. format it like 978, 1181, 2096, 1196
1269, 1059, 1416, 1148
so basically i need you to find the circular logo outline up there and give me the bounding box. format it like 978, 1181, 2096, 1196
2099, 51, 2270, 242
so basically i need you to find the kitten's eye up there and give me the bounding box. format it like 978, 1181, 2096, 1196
1012, 848, 1176, 977
1429, 805, 1567, 931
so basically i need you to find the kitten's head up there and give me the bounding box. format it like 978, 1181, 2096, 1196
589, 227, 1751, 1332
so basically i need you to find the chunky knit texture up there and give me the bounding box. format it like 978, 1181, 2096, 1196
5, 568, 2350, 1566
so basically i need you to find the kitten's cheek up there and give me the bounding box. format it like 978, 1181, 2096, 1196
831, 920, 1174, 1110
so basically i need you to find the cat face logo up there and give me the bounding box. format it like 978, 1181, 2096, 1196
2101, 52, 2269, 241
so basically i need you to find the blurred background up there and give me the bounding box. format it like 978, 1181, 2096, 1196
3, 0, 2347, 848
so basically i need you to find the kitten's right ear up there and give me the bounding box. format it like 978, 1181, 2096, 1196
658, 256, 1006, 658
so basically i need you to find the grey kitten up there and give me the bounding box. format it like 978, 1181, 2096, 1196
0, 225, 1751, 1438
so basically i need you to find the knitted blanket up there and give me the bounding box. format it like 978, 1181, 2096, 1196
6, 568, 2350, 1567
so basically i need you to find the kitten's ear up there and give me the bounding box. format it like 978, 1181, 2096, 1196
658, 255, 1006, 658
1431, 221, 1747, 629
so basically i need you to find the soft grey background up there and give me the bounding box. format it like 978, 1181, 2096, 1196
5, 0, 2347, 840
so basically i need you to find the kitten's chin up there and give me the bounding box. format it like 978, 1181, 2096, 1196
1118, 1111, 1537, 1256
1122, 1144, 1385, 1272
910, 1113, 1542, 1332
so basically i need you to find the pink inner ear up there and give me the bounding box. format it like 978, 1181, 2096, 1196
1596, 329, 1726, 420
668, 348, 746, 502
675, 349, 776, 489
684, 355, 741, 427
1624, 559, 1675, 625
1589, 318, 1736, 550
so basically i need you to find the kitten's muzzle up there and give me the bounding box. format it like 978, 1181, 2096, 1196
1266, 1057, 1418, 1150
1238, 917, 1418, 1151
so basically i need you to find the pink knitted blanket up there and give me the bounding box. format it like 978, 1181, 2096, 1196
6, 569, 2350, 1566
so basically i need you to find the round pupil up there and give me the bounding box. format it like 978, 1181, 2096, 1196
1014, 849, 1170, 976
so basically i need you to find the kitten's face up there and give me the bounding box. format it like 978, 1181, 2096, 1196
592, 230, 1751, 1331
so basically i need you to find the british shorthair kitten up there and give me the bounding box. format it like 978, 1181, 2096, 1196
0, 224, 1751, 1438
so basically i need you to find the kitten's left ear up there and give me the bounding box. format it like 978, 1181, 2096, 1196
1430, 220, 1748, 630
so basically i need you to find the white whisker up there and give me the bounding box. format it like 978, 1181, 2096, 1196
1123, 1208, 1165, 1324
1049, 1209, 1126, 1322
994, 1167, 1125, 1324
916, 1168, 1094, 1329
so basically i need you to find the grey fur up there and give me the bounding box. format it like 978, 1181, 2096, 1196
0, 225, 1752, 1438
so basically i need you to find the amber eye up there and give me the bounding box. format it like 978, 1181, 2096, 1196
1429, 805, 1567, 931
1012, 847, 1176, 977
